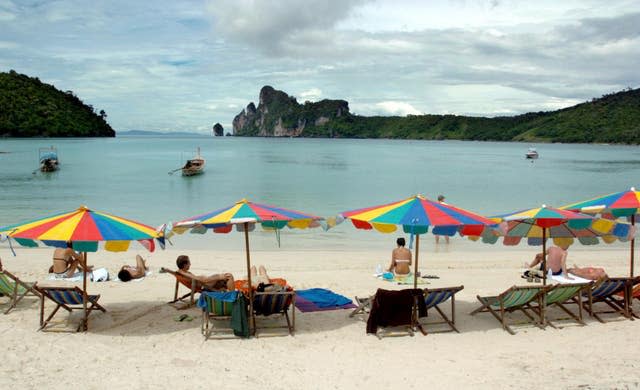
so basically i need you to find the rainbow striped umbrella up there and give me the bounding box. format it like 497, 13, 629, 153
562, 187, 639, 276
495, 205, 619, 285
0, 205, 161, 252
172, 199, 322, 333
340, 194, 496, 288
0, 205, 161, 331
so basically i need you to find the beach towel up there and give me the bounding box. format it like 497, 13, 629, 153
550, 273, 591, 284
366, 288, 427, 334
114, 271, 152, 282
295, 296, 357, 313
296, 288, 353, 308
48, 267, 110, 282
377, 273, 428, 285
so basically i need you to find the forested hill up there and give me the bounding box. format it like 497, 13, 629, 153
233, 86, 640, 144
0, 70, 115, 137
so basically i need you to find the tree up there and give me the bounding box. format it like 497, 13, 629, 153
99, 110, 107, 120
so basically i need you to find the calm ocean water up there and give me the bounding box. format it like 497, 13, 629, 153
1, 137, 639, 251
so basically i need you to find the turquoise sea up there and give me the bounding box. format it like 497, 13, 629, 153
1, 137, 639, 251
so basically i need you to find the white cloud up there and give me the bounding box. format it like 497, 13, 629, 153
375, 101, 422, 116
299, 88, 322, 101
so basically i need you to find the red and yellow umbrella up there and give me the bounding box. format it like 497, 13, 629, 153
340, 194, 497, 288
0, 206, 161, 331
562, 187, 639, 276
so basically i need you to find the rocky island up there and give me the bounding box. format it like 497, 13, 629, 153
233, 86, 640, 144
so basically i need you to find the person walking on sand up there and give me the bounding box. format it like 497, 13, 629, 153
435, 195, 450, 244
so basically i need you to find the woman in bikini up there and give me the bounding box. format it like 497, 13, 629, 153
388, 237, 412, 275
117, 255, 149, 282
51, 241, 89, 278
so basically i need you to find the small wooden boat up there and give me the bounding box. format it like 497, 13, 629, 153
39, 146, 59, 172
182, 147, 205, 176
525, 148, 539, 160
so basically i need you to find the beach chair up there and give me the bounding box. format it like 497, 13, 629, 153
199, 291, 245, 339
420, 285, 464, 333
252, 288, 296, 336
38, 286, 106, 332
159, 267, 201, 309
470, 285, 545, 335
0, 269, 41, 314
584, 277, 633, 323
528, 283, 591, 328
614, 276, 640, 319
349, 296, 373, 318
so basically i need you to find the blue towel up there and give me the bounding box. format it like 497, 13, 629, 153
197, 290, 239, 309
296, 288, 352, 308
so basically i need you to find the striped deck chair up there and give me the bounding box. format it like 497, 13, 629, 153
614, 276, 640, 319
420, 286, 464, 333
584, 277, 633, 323
159, 267, 201, 309
470, 285, 545, 335
528, 283, 591, 328
253, 288, 295, 336
38, 286, 106, 332
199, 291, 240, 340
349, 296, 373, 318
0, 270, 41, 314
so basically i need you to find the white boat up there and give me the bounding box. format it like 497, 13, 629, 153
182, 147, 205, 176
39, 146, 59, 172
525, 148, 539, 159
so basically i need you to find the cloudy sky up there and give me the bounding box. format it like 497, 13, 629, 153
1, 0, 639, 133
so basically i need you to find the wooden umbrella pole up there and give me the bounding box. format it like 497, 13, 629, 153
414, 234, 420, 289
244, 222, 255, 335
631, 214, 635, 278
82, 252, 88, 332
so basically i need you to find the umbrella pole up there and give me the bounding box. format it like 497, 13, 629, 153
541, 228, 547, 328
82, 252, 88, 332
244, 222, 255, 336
631, 214, 635, 278
414, 234, 420, 289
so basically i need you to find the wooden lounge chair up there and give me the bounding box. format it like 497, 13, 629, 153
38, 286, 106, 332
253, 288, 296, 336
200, 291, 242, 340
470, 285, 545, 335
584, 277, 633, 323
0, 270, 41, 314
420, 285, 464, 333
527, 283, 591, 328
349, 296, 373, 318
614, 276, 640, 319
159, 267, 201, 309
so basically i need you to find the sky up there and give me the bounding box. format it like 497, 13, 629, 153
1, 0, 639, 133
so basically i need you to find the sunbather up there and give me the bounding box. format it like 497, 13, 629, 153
117, 255, 149, 282
567, 264, 608, 280
388, 237, 412, 275
250, 265, 270, 287
175, 255, 235, 291
525, 244, 571, 278
51, 241, 92, 278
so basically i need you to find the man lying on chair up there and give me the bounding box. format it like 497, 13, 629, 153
176, 255, 235, 291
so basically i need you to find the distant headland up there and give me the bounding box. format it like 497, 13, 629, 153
233, 86, 640, 144
0, 70, 115, 137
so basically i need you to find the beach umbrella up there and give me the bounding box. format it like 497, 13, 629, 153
171, 198, 323, 332
562, 187, 640, 276
495, 205, 619, 286
0, 205, 162, 330
339, 194, 497, 288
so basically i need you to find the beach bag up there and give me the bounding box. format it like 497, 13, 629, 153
91, 267, 110, 282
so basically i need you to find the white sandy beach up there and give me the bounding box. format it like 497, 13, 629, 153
1, 243, 639, 389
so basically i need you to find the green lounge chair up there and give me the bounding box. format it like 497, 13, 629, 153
528, 283, 591, 328
0, 270, 41, 314
470, 285, 545, 335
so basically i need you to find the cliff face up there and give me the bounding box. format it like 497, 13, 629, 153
232, 86, 349, 136
0, 70, 115, 137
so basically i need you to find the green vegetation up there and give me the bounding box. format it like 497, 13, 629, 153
235, 86, 640, 144
0, 70, 115, 137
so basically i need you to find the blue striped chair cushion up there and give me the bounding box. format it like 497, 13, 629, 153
590, 281, 625, 298
47, 290, 98, 305
424, 291, 453, 309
